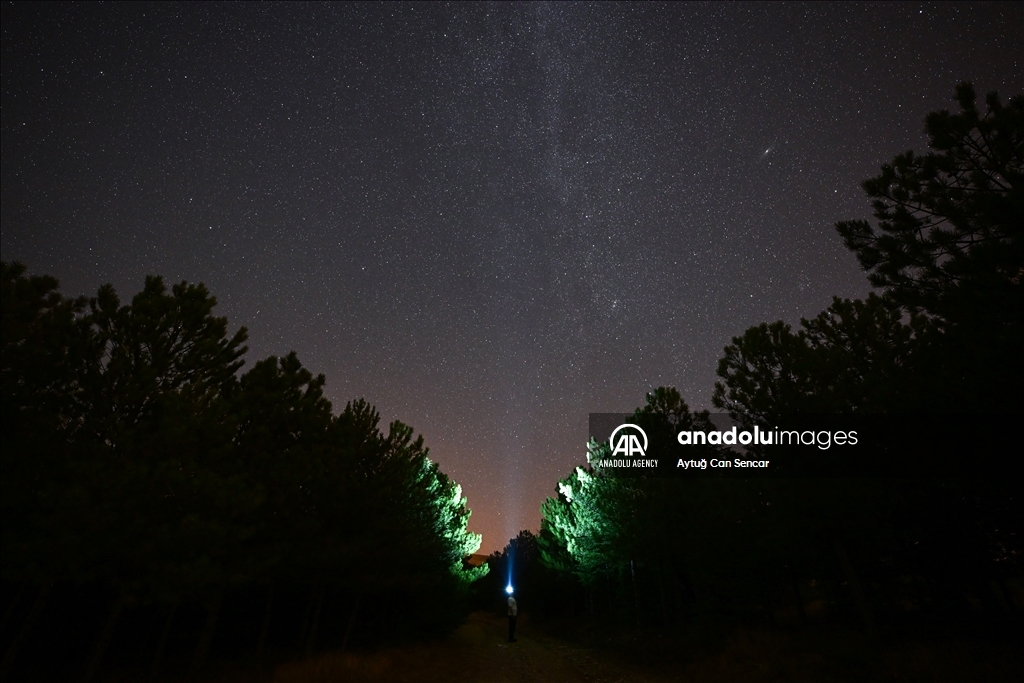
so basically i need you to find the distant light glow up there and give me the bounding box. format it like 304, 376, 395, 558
505, 584, 514, 594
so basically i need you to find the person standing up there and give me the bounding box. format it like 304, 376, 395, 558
507, 592, 518, 642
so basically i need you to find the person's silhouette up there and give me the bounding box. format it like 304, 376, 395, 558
507, 593, 518, 642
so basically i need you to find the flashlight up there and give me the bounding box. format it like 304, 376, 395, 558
505, 584, 514, 595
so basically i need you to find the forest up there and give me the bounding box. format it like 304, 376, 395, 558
482, 82, 1023, 657
2, 82, 1022, 681
0, 268, 485, 680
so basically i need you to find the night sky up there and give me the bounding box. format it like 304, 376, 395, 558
3, 2, 1021, 553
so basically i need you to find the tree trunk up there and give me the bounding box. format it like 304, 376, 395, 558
657, 565, 670, 628
255, 583, 274, 667
376, 590, 390, 642
340, 592, 362, 654
789, 565, 807, 623
189, 586, 224, 680
834, 539, 877, 640
1, 582, 51, 682
82, 587, 128, 683
630, 560, 640, 627
670, 567, 684, 615
0, 586, 26, 637
305, 584, 326, 658
681, 568, 699, 610
989, 579, 1011, 613
149, 598, 179, 681
294, 584, 315, 650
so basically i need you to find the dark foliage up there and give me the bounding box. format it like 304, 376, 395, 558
0, 264, 484, 680
835, 83, 1024, 411
536, 84, 1023, 640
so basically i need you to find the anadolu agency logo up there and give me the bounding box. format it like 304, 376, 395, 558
592, 423, 659, 470
609, 423, 648, 457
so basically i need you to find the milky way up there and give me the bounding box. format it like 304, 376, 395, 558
3, 1, 1021, 551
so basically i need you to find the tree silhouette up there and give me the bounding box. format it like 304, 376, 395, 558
1, 264, 485, 678
712, 294, 929, 420
836, 82, 1023, 410
535, 84, 1022, 633
835, 83, 1022, 321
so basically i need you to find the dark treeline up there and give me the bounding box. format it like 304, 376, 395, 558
0, 267, 486, 680
529, 84, 1023, 641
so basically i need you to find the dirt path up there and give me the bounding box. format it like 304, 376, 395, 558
251, 612, 1024, 683
273, 612, 670, 683
455, 613, 594, 682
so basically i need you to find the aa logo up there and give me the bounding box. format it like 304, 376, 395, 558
609, 424, 648, 457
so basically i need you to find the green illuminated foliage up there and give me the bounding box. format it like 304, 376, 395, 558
1, 262, 483, 660
533, 83, 1022, 631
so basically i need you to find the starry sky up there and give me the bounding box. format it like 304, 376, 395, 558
3, 1, 1021, 553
